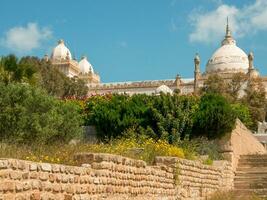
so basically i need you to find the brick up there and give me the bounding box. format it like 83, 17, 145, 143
30, 172, 38, 179
40, 164, 51, 172
15, 182, 23, 192
53, 184, 61, 193
23, 181, 31, 191
30, 164, 37, 171
39, 173, 49, 181
0, 169, 10, 179
31, 180, 41, 190
51, 165, 60, 173
0, 160, 8, 169
10, 171, 22, 180
64, 194, 72, 200
2, 181, 15, 192
31, 192, 41, 200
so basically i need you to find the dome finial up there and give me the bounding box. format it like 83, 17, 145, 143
221, 17, 236, 46
225, 17, 231, 38
58, 39, 64, 44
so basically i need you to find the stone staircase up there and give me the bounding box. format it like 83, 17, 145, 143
234, 155, 267, 198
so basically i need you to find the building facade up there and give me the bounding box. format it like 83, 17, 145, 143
48, 21, 266, 96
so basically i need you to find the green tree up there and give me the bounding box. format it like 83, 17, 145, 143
201, 74, 227, 95
227, 73, 247, 102
231, 103, 253, 128
241, 77, 267, 130
192, 93, 236, 139
0, 55, 37, 85
0, 83, 83, 144
19, 56, 88, 98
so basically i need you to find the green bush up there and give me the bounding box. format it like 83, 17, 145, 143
0, 83, 83, 144
84, 94, 199, 142
231, 103, 253, 128
192, 93, 236, 139
85, 93, 255, 142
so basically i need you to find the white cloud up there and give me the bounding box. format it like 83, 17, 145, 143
189, 0, 267, 43
1, 23, 52, 52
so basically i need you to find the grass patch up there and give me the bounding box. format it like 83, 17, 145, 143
0, 138, 186, 165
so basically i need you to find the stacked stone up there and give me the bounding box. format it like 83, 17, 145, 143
0, 154, 233, 200
154, 157, 234, 200
74, 153, 176, 199
0, 154, 176, 200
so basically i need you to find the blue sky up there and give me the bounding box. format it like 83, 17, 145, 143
0, 0, 267, 82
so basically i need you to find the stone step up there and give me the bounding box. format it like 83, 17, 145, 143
240, 154, 267, 159
234, 155, 267, 198
239, 158, 267, 162
234, 181, 267, 189
235, 177, 267, 182
233, 188, 267, 196
238, 163, 267, 167
235, 172, 267, 177
236, 166, 267, 172
238, 160, 267, 164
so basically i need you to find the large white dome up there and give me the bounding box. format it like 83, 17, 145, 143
51, 39, 72, 61
79, 56, 94, 74
205, 22, 249, 74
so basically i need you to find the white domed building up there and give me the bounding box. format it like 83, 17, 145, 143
85, 20, 261, 96
78, 56, 100, 85
46, 39, 100, 85
190, 20, 261, 95
205, 22, 249, 75
45, 20, 263, 96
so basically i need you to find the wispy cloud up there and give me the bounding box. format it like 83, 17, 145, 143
189, 0, 267, 44
1, 22, 52, 53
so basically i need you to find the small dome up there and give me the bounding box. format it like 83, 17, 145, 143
155, 85, 173, 94
205, 21, 249, 74
51, 39, 72, 61
78, 56, 94, 74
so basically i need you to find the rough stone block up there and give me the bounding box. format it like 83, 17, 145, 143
40, 164, 51, 172
0, 160, 8, 169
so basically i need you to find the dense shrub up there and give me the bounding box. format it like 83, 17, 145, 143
85, 93, 255, 141
192, 93, 236, 139
231, 103, 253, 128
0, 83, 83, 144
84, 94, 199, 142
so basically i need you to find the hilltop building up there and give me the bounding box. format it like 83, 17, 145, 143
46, 39, 100, 86
47, 21, 265, 96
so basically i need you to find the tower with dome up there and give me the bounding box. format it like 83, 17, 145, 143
46, 39, 100, 86
47, 21, 264, 96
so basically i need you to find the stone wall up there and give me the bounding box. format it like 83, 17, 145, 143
0, 153, 234, 200
218, 119, 266, 170
155, 157, 234, 199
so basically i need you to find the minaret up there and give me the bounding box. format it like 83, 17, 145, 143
194, 53, 201, 94
174, 74, 182, 91
247, 51, 259, 79
248, 52, 254, 71
43, 54, 49, 62
221, 17, 236, 46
